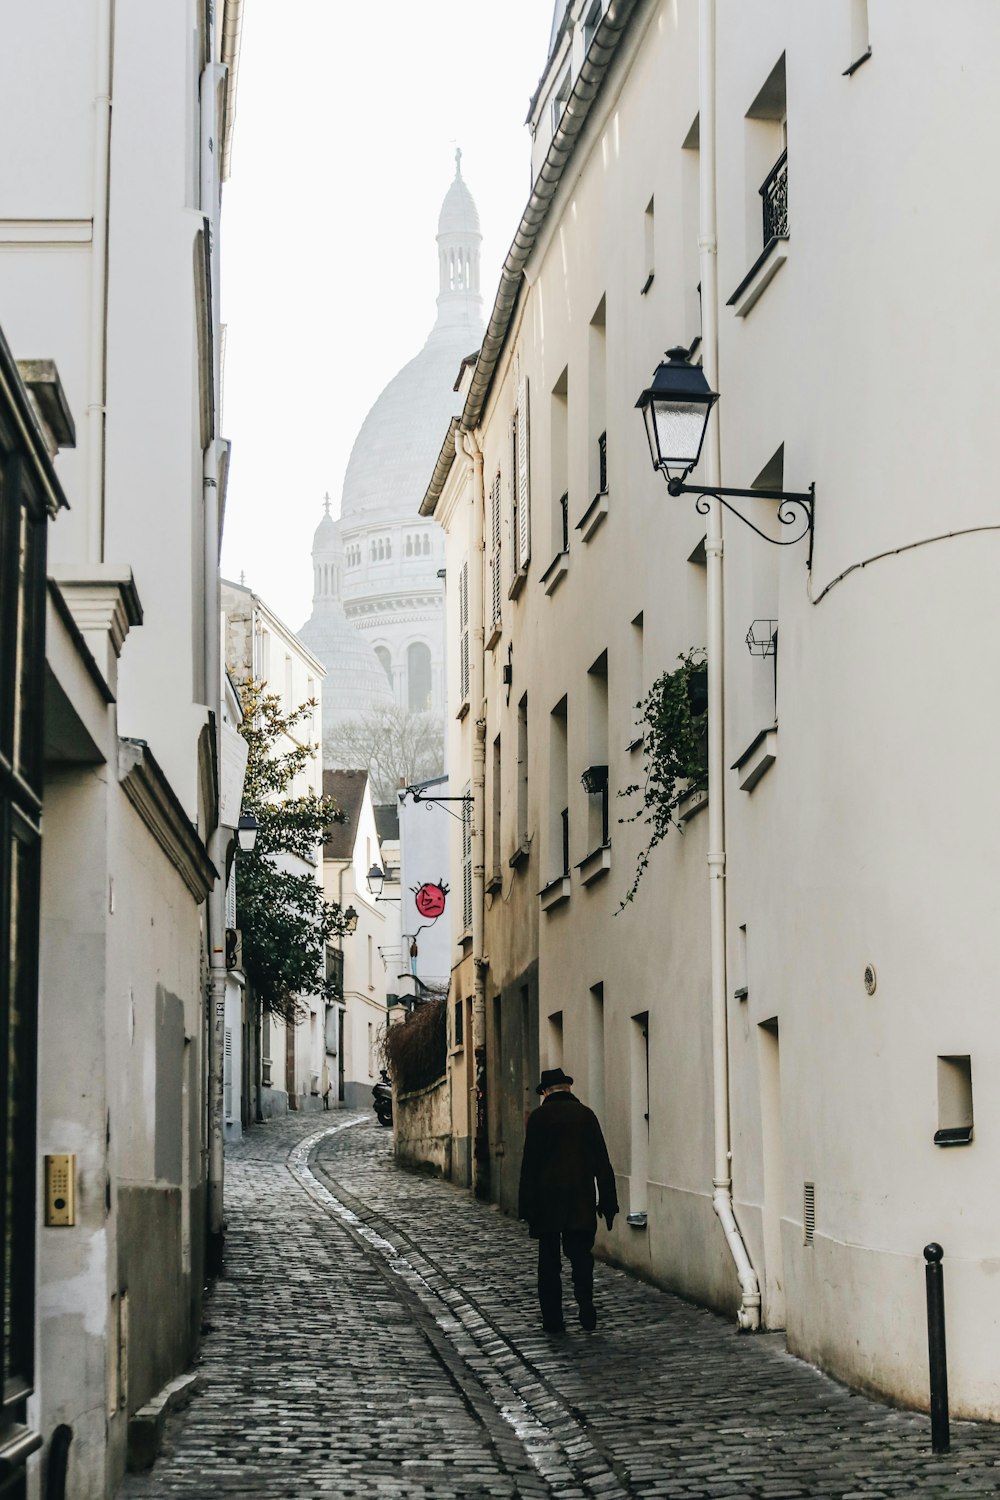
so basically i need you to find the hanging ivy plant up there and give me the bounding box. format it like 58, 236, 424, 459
618, 648, 708, 907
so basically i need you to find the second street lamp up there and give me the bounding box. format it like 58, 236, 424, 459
637, 346, 815, 565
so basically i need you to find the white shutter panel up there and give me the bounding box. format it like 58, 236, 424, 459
223, 1028, 233, 1122
459, 560, 470, 701
490, 472, 502, 628
516, 376, 531, 568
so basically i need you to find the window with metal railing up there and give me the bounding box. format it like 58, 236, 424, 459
559, 492, 569, 553
598, 431, 607, 495
760, 148, 788, 245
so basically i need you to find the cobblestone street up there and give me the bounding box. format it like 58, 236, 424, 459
121, 1115, 1000, 1499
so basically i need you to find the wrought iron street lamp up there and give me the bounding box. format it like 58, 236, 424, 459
236, 812, 258, 852
343, 905, 359, 934
637, 347, 815, 564
366, 863, 385, 899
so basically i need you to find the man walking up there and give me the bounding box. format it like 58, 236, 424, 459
518, 1067, 618, 1333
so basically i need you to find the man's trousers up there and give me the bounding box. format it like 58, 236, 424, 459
536, 1228, 595, 1325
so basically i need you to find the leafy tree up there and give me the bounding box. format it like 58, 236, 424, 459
236, 678, 350, 1025
325, 702, 444, 804
618, 649, 708, 907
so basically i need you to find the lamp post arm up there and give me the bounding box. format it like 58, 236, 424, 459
667, 480, 815, 566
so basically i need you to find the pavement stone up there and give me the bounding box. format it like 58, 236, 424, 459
120, 1112, 1000, 1499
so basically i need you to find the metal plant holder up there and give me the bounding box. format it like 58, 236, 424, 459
746, 620, 778, 657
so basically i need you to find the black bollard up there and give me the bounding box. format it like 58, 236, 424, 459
924, 1243, 950, 1454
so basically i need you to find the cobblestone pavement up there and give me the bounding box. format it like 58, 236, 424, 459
121, 1113, 1000, 1500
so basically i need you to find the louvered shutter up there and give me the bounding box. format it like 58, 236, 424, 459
490, 471, 502, 628
516, 376, 531, 569
462, 786, 473, 933
224, 1028, 233, 1122
459, 559, 470, 702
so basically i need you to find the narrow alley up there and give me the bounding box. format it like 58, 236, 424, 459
121, 1118, 1000, 1500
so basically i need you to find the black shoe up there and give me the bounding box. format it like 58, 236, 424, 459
579, 1303, 597, 1331
542, 1318, 566, 1334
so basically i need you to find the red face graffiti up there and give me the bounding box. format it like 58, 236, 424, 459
414, 882, 447, 919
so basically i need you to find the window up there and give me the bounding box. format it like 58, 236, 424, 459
588, 983, 605, 1119
368, 1023, 374, 1078
628, 612, 644, 749
514, 377, 531, 572
461, 784, 473, 934
936, 1056, 974, 1146
549, 696, 568, 878
846, 0, 871, 73
583, 0, 603, 52
641, 196, 655, 294
367, 935, 374, 988
588, 297, 607, 508
458, 560, 470, 704
551, 369, 568, 557
745, 54, 788, 256
586, 652, 609, 850
453, 999, 464, 1049
375, 645, 392, 687
407, 641, 432, 712
681, 116, 701, 339
516, 694, 529, 852
550, 67, 570, 136
488, 470, 502, 638
491, 734, 502, 883
630, 1012, 650, 1214
547, 1010, 564, 1070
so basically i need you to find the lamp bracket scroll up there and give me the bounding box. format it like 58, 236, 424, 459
668, 480, 816, 570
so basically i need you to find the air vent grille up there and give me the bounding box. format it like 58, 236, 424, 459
803, 1182, 816, 1245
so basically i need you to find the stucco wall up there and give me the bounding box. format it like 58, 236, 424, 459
394, 1078, 452, 1178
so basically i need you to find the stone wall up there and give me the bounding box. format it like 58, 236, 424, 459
394, 1076, 451, 1178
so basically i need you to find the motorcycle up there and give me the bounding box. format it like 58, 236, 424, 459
372, 1070, 393, 1127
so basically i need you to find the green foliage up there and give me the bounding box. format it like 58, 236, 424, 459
618, 649, 709, 907
235, 679, 349, 1025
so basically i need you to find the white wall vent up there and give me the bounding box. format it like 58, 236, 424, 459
803, 1182, 815, 1245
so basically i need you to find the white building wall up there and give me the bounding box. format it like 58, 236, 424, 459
428, 0, 1000, 1420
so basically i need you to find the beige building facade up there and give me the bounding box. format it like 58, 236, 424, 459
424, 0, 1000, 1420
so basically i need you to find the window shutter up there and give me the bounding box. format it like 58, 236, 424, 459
516, 376, 531, 569
490, 471, 502, 628
462, 786, 473, 933
459, 559, 470, 702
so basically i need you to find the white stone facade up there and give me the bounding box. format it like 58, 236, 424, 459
425, 0, 1000, 1423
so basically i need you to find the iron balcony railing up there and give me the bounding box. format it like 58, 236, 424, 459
598, 431, 607, 494
760, 148, 788, 245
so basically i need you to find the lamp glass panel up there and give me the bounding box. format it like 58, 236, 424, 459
651, 400, 709, 467
642, 402, 661, 467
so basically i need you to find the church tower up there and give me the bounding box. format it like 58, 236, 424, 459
434, 149, 482, 337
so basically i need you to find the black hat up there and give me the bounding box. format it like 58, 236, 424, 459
537, 1067, 574, 1095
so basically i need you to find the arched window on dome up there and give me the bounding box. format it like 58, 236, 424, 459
405, 535, 413, 558
407, 642, 433, 714
422, 534, 431, 557
375, 646, 392, 688
385, 537, 392, 560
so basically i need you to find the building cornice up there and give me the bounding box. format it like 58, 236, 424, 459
119, 739, 218, 903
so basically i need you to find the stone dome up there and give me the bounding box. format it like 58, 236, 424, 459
339, 152, 483, 523
297, 498, 395, 731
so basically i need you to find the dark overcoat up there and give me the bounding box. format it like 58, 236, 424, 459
517, 1091, 618, 1238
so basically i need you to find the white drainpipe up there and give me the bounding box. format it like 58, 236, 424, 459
87, 0, 113, 562
458, 427, 489, 1198
699, 0, 761, 1331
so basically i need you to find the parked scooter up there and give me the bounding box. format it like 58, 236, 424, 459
372, 1070, 393, 1127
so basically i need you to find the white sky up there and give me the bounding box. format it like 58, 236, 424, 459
219, 1, 555, 631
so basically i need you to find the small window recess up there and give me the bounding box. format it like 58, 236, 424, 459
935, 1055, 974, 1146
843, 0, 872, 76
641, 196, 655, 294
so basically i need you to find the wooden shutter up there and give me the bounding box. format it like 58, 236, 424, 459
516, 376, 530, 569
462, 786, 473, 932
490, 471, 502, 629
459, 559, 470, 702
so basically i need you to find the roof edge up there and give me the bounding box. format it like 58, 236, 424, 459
461, 0, 640, 436
420, 416, 461, 517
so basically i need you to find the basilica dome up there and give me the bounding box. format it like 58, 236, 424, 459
339, 150, 483, 522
